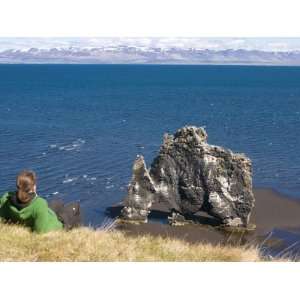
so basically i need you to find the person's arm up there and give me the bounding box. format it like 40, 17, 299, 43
0, 193, 9, 221
33, 198, 63, 233
0, 192, 9, 208
33, 200, 52, 233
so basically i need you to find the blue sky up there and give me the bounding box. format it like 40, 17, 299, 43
1, 38, 300, 52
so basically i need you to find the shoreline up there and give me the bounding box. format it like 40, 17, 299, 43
107, 188, 300, 249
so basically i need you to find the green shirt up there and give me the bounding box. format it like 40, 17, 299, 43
0, 192, 63, 233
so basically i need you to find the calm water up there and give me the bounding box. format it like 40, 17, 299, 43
0, 64, 300, 226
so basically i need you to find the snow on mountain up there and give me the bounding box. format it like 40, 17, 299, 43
1, 38, 300, 64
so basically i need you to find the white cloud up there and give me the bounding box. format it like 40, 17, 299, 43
267, 42, 288, 51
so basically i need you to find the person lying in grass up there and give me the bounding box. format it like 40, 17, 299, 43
0, 170, 80, 233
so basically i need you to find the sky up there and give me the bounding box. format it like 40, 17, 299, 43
1, 37, 300, 52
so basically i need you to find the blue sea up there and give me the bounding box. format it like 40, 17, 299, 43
0, 64, 300, 226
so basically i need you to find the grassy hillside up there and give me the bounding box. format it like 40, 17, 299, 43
0, 222, 263, 262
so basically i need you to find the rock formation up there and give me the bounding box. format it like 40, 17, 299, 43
121, 126, 255, 227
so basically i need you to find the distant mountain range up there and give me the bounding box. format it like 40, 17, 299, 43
1, 38, 300, 65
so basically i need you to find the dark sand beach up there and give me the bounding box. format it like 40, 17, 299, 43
107, 188, 300, 255
251, 189, 300, 233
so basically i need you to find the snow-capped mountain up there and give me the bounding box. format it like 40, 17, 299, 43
1, 38, 300, 64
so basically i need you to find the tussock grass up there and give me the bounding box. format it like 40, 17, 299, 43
0, 222, 262, 262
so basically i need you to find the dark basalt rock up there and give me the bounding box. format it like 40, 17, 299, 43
121, 126, 255, 227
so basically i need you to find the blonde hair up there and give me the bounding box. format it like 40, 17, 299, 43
16, 170, 36, 203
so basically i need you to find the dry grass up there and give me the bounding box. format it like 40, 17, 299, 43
0, 222, 263, 262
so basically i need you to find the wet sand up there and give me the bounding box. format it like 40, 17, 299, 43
251, 189, 300, 233
107, 188, 300, 246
